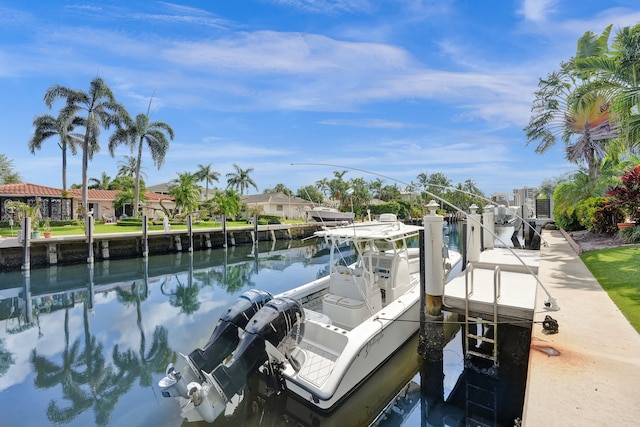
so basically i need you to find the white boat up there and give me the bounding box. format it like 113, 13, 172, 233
159, 213, 462, 423
308, 206, 355, 223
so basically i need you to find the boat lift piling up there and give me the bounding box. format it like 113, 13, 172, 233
418, 201, 445, 362
482, 205, 495, 250
466, 204, 481, 264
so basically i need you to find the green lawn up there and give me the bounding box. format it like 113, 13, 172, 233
0, 219, 307, 237
581, 245, 640, 333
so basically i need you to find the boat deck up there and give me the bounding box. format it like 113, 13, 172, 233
443, 248, 540, 321
298, 341, 338, 387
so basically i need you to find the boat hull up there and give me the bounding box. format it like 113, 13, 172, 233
281, 287, 421, 411
309, 209, 355, 223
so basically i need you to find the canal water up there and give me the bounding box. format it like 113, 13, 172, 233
0, 222, 530, 427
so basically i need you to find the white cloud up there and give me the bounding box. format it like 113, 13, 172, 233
518, 0, 558, 23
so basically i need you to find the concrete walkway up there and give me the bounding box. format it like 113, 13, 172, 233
523, 230, 640, 426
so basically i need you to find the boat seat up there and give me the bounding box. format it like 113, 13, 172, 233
322, 293, 369, 329
329, 271, 365, 301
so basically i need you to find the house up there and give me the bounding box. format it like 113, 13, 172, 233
242, 192, 316, 220
0, 183, 175, 222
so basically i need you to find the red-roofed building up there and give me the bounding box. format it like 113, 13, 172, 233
0, 183, 175, 222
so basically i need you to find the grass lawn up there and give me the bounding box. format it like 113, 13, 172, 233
581, 245, 640, 333
0, 219, 307, 237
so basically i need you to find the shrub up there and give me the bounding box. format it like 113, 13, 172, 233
618, 225, 640, 243
258, 215, 282, 225
606, 164, 640, 223
554, 210, 582, 231
576, 197, 624, 235
369, 201, 401, 216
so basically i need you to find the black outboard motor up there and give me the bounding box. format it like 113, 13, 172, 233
188, 289, 273, 377
211, 297, 305, 401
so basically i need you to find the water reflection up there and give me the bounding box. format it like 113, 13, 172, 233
0, 229, 528, 427
0, 239, 330, 427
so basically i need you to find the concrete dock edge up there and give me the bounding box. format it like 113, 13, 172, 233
522, 230, 640, 426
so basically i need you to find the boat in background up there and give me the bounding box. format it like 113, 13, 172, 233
308, 206, 355, 223
159, 214, 462, 423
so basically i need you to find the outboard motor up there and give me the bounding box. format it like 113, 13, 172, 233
211, 297, 305, 401
188, 289, 273, 378
159, 289, 272, 400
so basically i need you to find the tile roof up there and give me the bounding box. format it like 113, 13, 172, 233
0, 183, 174, 201
0, 183, 66, 197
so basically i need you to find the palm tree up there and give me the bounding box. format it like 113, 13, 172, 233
525, 26, 618, 180
226, 163, 258, 195
196, 163, 220, 200
109, 102, 174, 218
88, 172, 112, 189
315, 177, 330, 198
44, 77, 129, 220
213, 189, 243, 220
575, 24, 640, 153
169, 172, 200, 215
116, 155, 144, 178
28, 113, 83, 193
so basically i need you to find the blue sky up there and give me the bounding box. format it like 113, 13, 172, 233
2, 0, 639, 196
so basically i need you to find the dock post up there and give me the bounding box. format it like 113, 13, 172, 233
222, 215, 227, 248
483, 205, 495, 250
142, 214, 149, 257
87, 213, 94, 265
253, 214, 258, 246
187, 214, 193, 252
423, 200, 444, 317
466, 204, 481, 263
418, 200, 445, 362
48, 243, 58, 265
22, 216, 31, 271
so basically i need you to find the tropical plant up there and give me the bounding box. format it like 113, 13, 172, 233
575, 196, 623, 234
169, 172, 200, 215
525, 26, 618, 180
347, 177, 371, 216
0, 154, 21, 184
44, 77, 130, 221
109, 101, 174, 218
226, 163, 258, 195
195, 163, 220, 200
264, 183, 292, 196
315, 177, 330, 198
296, 185, 324, 204
116, 155, 144, 178
606, 164, 640, 223
28, 113, 82, 192
575, 24, 640, 153
212, 189, 243, 220
88, 172, 112, 189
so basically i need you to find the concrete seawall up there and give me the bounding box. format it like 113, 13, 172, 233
0, 223, 321, 271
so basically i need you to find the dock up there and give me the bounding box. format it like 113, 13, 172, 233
444, 247, 541, 322
523, 230, 640, 426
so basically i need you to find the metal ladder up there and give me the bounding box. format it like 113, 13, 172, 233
463, 264, 501, 367
465, 375, 498, 427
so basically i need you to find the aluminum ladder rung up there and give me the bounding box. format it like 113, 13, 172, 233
466, 333, 496, 344
463, 264, 500, 368
466, 349, 497, 361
